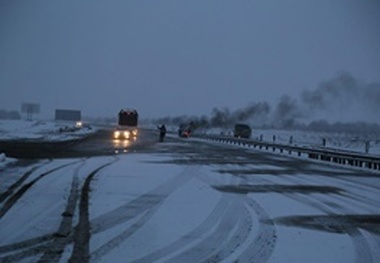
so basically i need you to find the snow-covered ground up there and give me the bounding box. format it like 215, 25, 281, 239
195, 127, 380, 156
0, 120, 96, 142
0, 121, 380, 262
0, 120, 97, 168
0, 153, 16, 169
0, 145, 379, 262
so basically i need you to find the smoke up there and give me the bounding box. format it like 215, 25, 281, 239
206, 103, 272, 128
233, 102, 271, 123
152, 73, 380, 133
210, 107, 232, 127
273, 96, 303, 128
301, 73, 358, 110
300, 72, 380, 123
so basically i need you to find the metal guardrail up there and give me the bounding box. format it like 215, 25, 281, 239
197, 134, 380, 172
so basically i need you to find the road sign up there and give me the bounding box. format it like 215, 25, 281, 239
21, 103, 40, 120
55, 109, 81, 121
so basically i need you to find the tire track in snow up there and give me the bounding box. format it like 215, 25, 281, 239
150, 148, 277, 263
275, 174, 380, 263
88, 166, 198, 262
0, 157, 196, 263
132, 192, 275, 263
194, 173, 277, 263
0, 160, 80, 218
199, 198, 254, 262
219, 157, 379, 263
285, 171, 380, 212
0, 160, 86, 263
254, 175, 375, 263
166, 196, 275, 263
164, 198, 240, 263
0, 161, 49, 203
0, 242, 53, 263
0, 158, 112, 263
90, 203, 161, 262
38, 160, 87, 263
236, 197, 277, 263
68, 158, 118, 263
130, 195, 232, 263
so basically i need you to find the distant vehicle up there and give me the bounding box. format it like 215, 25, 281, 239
178, 122, 194, 138
234, 123, 251, 139
113, 109, 138, 140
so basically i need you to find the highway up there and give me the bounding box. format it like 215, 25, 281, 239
0, 128, 379, 262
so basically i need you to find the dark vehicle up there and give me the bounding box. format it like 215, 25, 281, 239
234, 123, 251, 139
178, 122, 194, 138
113, 109, 138, 140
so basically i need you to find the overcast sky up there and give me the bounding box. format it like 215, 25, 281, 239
1, 0, 379, 120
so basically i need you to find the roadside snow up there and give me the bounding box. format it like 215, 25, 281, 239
0, 120, 96, 142
0, 120, 97, 169
197, 127, 380, 156
0, 153, 16, 169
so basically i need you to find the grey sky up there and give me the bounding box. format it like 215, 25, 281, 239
1, 0, 379, 120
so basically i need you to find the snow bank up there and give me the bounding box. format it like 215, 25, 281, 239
0, 120, 96, 142
0, 153, 16, 169
196, 127, 380, 156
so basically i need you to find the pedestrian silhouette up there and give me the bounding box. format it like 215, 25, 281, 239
157, 124, 166, 142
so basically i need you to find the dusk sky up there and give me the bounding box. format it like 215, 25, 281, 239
1, 0, 379, 120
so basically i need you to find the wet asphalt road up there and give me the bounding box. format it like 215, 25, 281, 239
0, 128, 162, 159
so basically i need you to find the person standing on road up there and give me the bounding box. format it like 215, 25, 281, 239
158, 124, 167, 142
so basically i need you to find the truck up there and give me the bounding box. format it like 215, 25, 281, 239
233, 123, 251, 139
113, 109, 138, 140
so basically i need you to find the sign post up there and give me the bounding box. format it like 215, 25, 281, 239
21, 103, 40, 121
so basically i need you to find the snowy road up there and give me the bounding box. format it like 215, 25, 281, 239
0, 131, 379, 263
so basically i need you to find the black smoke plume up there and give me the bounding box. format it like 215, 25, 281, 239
152, 73, 380, 133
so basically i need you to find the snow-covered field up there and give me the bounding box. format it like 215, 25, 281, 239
0, 120, 96, 142
0, 120, 97, 168
196, 127, 380, 156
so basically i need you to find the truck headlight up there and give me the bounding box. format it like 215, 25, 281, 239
75, 121, 83, 128
114, 131, 121, 139
123, 131, 130, 138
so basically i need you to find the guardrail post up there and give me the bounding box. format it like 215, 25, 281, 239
365, 141, 370, 154
203, 134, 379, 172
